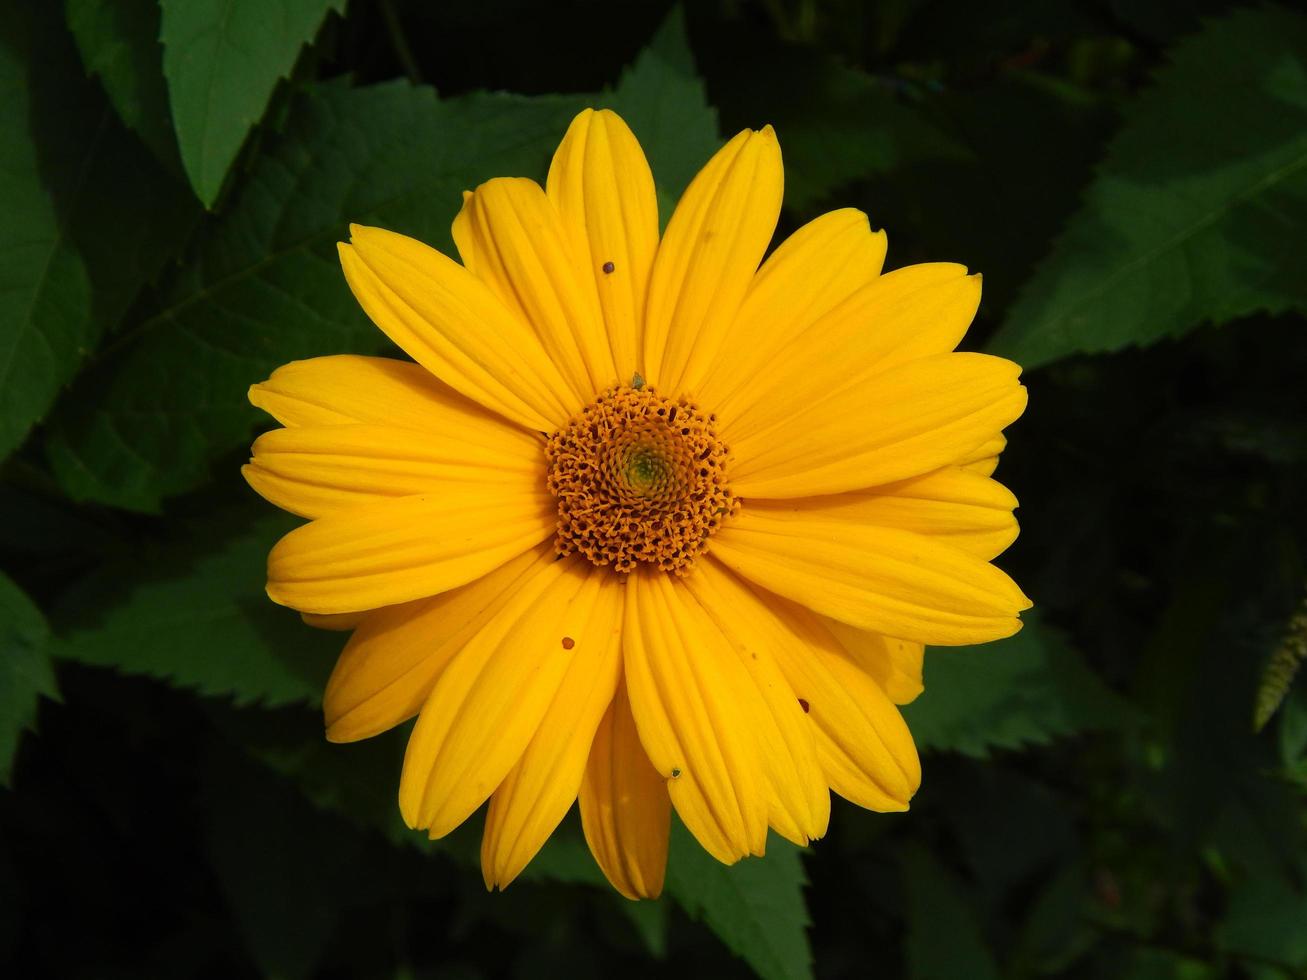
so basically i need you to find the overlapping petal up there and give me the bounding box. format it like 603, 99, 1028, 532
265, 488, 555, 614
820, 619, 925, 705
960, 433, 1007, 477
711, 506, 1030, 645
743, 466, 1019, 561
481, 585, 624, 889
679, 565, 833, 844
697, 208, 887, 411
453, 177, 616, 397
323, 545, 555, 742
719, 263, 981, 444
621, 569, 769, 863
693, 561, 920, 810
546, 108, 659, 381
244, 421, 543, 520
248, 354, 493, 430
579, 681, 671, 900
729, 352, 1028, 499
399, 558, 619, 837
301, 611, 366, 631
643, 127, 783, 394
339, 225, 579, 429
768, 601, 922, 811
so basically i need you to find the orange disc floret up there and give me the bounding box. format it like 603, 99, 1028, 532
545, 382, 738, 574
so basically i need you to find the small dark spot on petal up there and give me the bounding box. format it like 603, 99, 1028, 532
602, 261, 616, 274
798, 698, 810, 713
671, 767, 682, 778
561, 636, 575, 650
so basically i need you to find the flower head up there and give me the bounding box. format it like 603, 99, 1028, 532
245, 108, 1030, 898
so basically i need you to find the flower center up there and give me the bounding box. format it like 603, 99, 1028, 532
545, 382, 738, 574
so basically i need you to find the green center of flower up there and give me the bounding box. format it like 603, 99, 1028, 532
625, 450, 664, 491
545, 384, 738, 574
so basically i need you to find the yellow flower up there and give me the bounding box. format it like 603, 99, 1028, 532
244, 108, 1030, 899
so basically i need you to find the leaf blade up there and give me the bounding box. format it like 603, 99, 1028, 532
64, 0, 180, 171
0, 3, 196, 465
665, 820, 813, 980
989, 7, 1307, 368
52, 508, 336, 709
904, 614, 1134, 757
160, 0, 345, 206
0, 572, 58, 786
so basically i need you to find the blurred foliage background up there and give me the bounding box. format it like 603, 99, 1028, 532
2, 0, 1307, 976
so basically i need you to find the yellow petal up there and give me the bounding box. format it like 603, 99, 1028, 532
266, 488, 555, 614
680, 563, 833, 844
324, 544, 554, 742
621, 569, 769, 864
741, 583, 921, 810
643, 127, 783, 394
711, 507, 1031, 645
399, 559, 619, 837
698, 208, 886, 412
744, 466, 1020, 561
453, 176, 616, 397
248, 355, 495, 430
960, 433, 1007, 477
579, 681, 671, 900
729, 352, 1028, 499
340, 226, 579, 429
244, 422, 543, 520
301, 611, 365, 631
546, 108, 659, 382
820, 619, 925, 705
480, 581, 623, 890
721, 264, 981, 446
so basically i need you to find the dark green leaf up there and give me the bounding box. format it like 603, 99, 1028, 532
990, 7, 1307, 368
0, 2, 197, 464
905, 614, 1134, 757
665, 821, 813, 980
902, 846, 1000, 980
203, 745, 404, 980
600, 5, 720, 218
45, 82, 584, 511
160, 0, 345, 206
851, 69, 1115, 314
220, 701, 668, 961
0, 14, 90, 464
0, 572, 57, 786
698, 22, 968, 213
764, 58, 967, 214
1110, 947, 1217, 980
1216, 870, 1307, 970
1008, 865, 1096, 976
219, 703, 614, 887
516, 823, 609, 889
223, 699, 667, 962
613, 895, 669, 959
1279, 680, 1307, 771
218, 704, 671, 965
52, 508, 336, 708
65, 0, 181, 171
